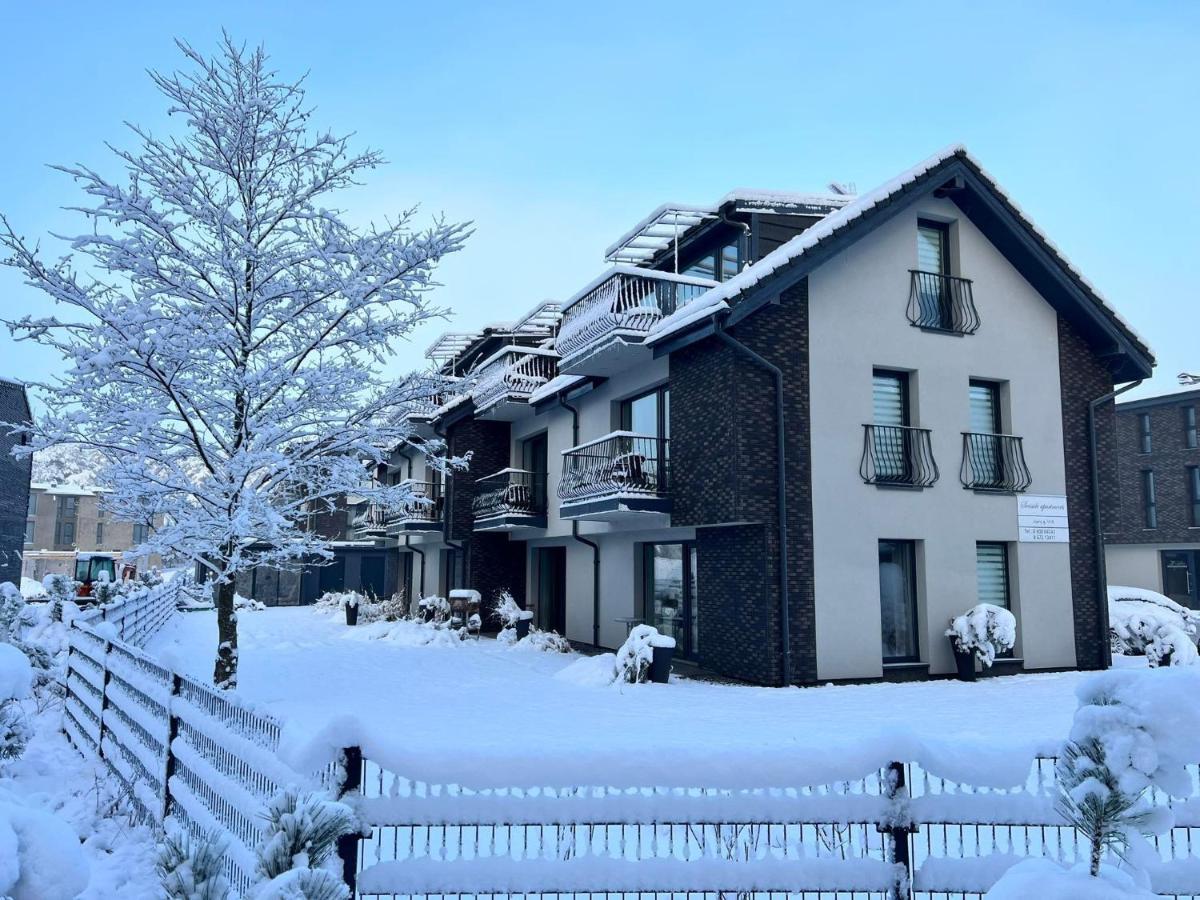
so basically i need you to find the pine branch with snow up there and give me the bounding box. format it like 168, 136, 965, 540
156, 826, 232, 900
254, 788, 355, 893
0, 34, 469, 688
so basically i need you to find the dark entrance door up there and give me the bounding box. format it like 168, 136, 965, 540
360, 555, 387, 600
536, 547, 567, 635
318, 557, 346, 596
1161, 550, 1200, 609
400, 553, 415, 602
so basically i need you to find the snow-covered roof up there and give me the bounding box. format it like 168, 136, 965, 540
647, 144, 1154, 369
528, 373, 591, 406
31, 482, 106, 496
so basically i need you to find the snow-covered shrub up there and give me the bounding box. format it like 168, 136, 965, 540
137, 567, 165, 588
613, 625, 674, 684
234, 593, 267, 613
254, 788, 354, 898
156, 826, 231, 900
0, 583, 25, 642
41, 573, 77, 603
417, 595, 450, 623
359, 592, 408, 625
1109, 586, 1200, 666
0, 799, 90, 899
0, 641, 33, 760
1054, 669, 1200, 880
945, 603, 1016, 667
506, 628, 572, 654
984, 857, 1155, 898
494, 591, 525, 629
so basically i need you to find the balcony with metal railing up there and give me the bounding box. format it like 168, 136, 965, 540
860, 424, 940, 488
385, 481, 444, 532
471, 469, 547, 531
906, 270, 979, 335
960, 433, 1033, 493
558, 431, 670, 520
556, 266, 717, 376
471, 347, 559, 420
350, 503, 389, 538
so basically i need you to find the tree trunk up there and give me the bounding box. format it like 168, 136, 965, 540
214, 579, 239, 690
1090, 827, 1103, 877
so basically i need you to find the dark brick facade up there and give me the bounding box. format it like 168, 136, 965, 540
1056, 314, 1117, 670
1106, 389, 1200, 545
670, 280, 817, 685
445, 416, 527, 626
0, 380, 32, 588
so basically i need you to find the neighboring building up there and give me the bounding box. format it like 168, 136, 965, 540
0, 378, 32, 587
1104, 389, 1200, 609
358, 144, 1152, 685
22, 482, 162, 581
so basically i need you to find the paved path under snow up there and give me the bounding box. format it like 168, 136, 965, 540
148, 607, 1090, 790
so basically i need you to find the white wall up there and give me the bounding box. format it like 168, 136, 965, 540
1105, 544, 1166, 593
808, 196, 1076, 679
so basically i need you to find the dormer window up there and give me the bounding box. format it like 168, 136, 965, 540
680, 240, 741, 282
908, 218, 979, 334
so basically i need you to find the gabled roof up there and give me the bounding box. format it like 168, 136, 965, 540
648, 144, 1154, 383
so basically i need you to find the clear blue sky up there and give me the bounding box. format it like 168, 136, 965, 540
1, 1, 1196, 402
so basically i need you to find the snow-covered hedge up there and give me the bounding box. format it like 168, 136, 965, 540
945, 603, 1016, 667
1109, 586, 1200, 667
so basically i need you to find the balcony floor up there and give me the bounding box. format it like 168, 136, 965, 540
558, 494, 671, 523
558, 333, 651, 377
473, 512, 548, 532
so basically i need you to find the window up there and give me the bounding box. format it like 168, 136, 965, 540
719, 241, 740, 281
976, 543, 1010, 609
1139, 413, 1152, 453
132, 523, 150, 544
1186, 407, 1198, 450
968, 380, 1004, 488
521, 432, 549, 509
1190, 466, 1200, 527
1142, 469, 1158, 528
917, 220, 950, 275
681, 253, 715, 281
27, 494, 36, 516
879, 540, 919, 663
61, 496, 78, 518
872, 370, 910, 482
642, 542, 698, 660
620, 385, 670, 440
24, 519, 34, 544
56, 520, 76, 546
95, 522, 104, 545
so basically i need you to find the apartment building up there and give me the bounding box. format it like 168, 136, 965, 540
1104, 389, 1200, 609
0, 378, 32, 586
356, 145, 1153, 685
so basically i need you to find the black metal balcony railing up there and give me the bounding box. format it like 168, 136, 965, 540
472, 349, 558, 413
860, 424, 940, 488
350, 504, 388, 535
906, 270, 980, 335
558, 432, 669, 502
556, 267, 716, 361
387, 481, 443, 525
960, 432, 1033, 493
471, 469, 546, 521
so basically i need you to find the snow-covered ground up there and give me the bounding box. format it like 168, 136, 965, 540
148, 607, 1094, 790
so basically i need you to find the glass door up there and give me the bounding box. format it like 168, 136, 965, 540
878, 539, 919, 662
1162, 550, 1200, 610
968, 380, 1003, 488
643, 542, 698, 660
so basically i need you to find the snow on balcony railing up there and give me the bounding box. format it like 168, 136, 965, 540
471, 468, 546, 521
387, 480, 443, 526
558, 431, 669, 502
555, 267, 717, 362
471, 347, 558, 413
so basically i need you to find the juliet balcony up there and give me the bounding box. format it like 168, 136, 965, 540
471, 347, 558, 420
555, 266, 717, 376
558, 431, 670, 521
859, 424, 940, 489
906, 270, 979, 335
960, 432, 1032, 493
471, 469, 547, 531
380, 481, 444, 533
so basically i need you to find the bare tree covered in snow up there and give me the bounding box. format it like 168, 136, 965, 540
0, 35, 468, 688
30, 443, 107, 487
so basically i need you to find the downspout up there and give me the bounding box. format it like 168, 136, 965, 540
558, 394, 602, 647
432, 419, 464, 585
1088, 376, 1143, 670
404, 534, 425, 599
714, 318, 793, 686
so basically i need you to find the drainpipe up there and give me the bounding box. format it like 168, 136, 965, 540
404, 534, 425, 599
432, 419, 464, 586
558, 395, 602, 648
719, 210, 751, 273
1088, 376, 1143, 670
714, 319, 793, 686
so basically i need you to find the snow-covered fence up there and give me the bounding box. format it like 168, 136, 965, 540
336, 752, 1200, 900
62, 579, 314, 897
72, 575, 182, 645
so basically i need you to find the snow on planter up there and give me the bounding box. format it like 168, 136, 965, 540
945, 603, 1016, 667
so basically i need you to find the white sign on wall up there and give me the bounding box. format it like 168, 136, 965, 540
1017, 494, 1070, 543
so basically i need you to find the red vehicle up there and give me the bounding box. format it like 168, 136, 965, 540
74, 553, 119, 598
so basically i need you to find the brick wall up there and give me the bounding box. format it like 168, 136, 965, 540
0, 382, 31, 587
1056, 314, 1116, 670
669, 280, 817, 685
1107, 393, 1200, 544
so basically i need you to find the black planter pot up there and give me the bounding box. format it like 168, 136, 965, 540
515, 618, 532, 640
345, 603, 359, 626
650, 645, 674, 684
952, 643, 976, 681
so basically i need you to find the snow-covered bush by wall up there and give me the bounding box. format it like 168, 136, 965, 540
0, 583, 24, 642
41, 573, 77, 604
253, 788, 354, 899
156, 826, 231, 900
945, 603, 1016, 667
494, 591, 525, 629
417, 594, 450, 623
234, 593, 267, 613
1109, 586, 1200, 667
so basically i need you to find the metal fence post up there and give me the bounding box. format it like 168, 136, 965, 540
335, 745, 364, 897
162, 671, 182, 822
879, 761, 915, 900
97, 638, 112, 760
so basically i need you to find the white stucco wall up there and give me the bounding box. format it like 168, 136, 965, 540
808, 196, 1076, 679
1105, 544, 1166, 594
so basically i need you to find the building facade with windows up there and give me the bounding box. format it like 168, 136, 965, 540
1104, 389, 1200, 610
0, 378, 32, 587
354, 145, 1153, 685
